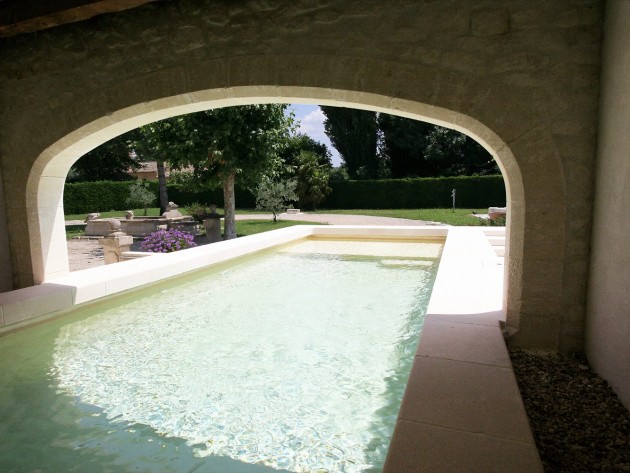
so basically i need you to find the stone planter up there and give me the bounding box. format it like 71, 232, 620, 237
202, 216, 222, 243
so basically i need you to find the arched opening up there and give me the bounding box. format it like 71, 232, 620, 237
26, 86, 524, 331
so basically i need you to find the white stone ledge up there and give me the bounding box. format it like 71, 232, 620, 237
384, 227, 542, 472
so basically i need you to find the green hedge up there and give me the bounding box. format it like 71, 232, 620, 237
64, 175, 504, 214
321, 175, 506, 209
64, 180, 256, 214
64, 181, 153, 214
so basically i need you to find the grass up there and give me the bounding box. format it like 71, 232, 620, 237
233, 220, 324, 237
65, 224, 86, 239
65, 207, 500, 238
322, 208, 492, 226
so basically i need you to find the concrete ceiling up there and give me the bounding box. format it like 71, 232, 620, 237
0, 0, 160, 38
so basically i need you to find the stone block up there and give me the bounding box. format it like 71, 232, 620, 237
416, 318, 511, 367
384, 421, 543, 473
398, 356, 534, 442
471, 9, 511, 36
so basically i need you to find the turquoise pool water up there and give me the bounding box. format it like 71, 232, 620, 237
0, 238, 442, 473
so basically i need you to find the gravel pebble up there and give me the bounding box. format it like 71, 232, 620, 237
509, 348, 630, 473
67, 238, 104, 271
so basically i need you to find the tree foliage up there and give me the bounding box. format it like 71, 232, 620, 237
279, 133, 332, 175
320, 107, 498, 179
165, 105, 295, 238
125, 180, 156, 215
131, 120, 185, 213
68, 129, 140, 182
321, 106, 382, 179
255, 178, 298, 222
377, 114, 498, 178
295, 150, 332, 210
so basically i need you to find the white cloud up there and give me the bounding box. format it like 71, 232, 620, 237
290, 105, 342, 166
298, 109, 326, 137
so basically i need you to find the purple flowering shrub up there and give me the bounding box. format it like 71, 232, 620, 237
139, 228, 197, 253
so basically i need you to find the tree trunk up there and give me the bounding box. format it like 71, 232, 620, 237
156, 159, 169, 215
222, 171, 237, 240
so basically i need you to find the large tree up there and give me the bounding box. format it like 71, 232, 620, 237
168, 105, 294, 239
320, 106, 382, 179
68, 129, 140, 182
277, 133, 332, 208
131, 121, 184, 214
294, 150, 332, 210
378, 113, 499, 178
279, 133, 332, 174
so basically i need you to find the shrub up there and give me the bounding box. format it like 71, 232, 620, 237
480, 215, 507, 227
255, 179, 298, 222
139, 228, 197, 253
64, 180, 159, 214
185, 202, 216, 222
126, 181, 157, 215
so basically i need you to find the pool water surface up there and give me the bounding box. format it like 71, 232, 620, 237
0, 238, 442, 473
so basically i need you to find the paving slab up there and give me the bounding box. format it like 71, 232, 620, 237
384, 420, 543, 473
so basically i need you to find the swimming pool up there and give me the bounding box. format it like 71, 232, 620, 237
0, 237, 443, 472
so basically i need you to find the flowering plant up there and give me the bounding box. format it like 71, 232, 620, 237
139, 228, 197, 253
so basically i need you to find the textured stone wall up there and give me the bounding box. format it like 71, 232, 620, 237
0, 0, 603, 351
0, 168, 12, 293
586, 0, 630, 409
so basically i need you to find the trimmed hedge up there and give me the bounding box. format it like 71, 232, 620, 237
63, 181, 153, 214
321, 175, 506, 209
63, 180, 255, 214
64, 175, 504, 214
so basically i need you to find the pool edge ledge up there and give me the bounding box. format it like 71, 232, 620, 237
384, 226, 543, 472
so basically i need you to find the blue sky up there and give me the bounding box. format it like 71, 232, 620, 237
287, 104, 342, 167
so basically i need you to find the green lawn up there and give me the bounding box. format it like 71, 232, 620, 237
322, 208, 492, 226
65, 207, 499, 236
234, 220, 324, 237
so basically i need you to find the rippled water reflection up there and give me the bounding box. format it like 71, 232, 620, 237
2, 239, 442, 472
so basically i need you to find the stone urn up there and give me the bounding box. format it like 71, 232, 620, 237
202, 205, 223, 243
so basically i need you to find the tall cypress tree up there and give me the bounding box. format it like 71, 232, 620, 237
321, 106, 380, 179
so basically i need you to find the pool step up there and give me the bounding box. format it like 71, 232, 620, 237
481, 228, 506, 259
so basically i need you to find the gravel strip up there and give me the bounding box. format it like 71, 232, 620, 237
509, 348, 630, 472
67, 238, 104, 271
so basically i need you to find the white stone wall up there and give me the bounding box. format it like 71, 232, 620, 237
0, 0, 604, 351
586, 0, 630, 409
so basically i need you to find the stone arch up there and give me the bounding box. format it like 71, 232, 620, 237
27, 85, 531, 332
7, 52, 566, 349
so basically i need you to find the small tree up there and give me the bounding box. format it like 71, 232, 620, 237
125, 181, 156, 215
255, 179, 298, 222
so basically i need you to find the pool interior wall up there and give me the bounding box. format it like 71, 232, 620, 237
0, 225, 544, 472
